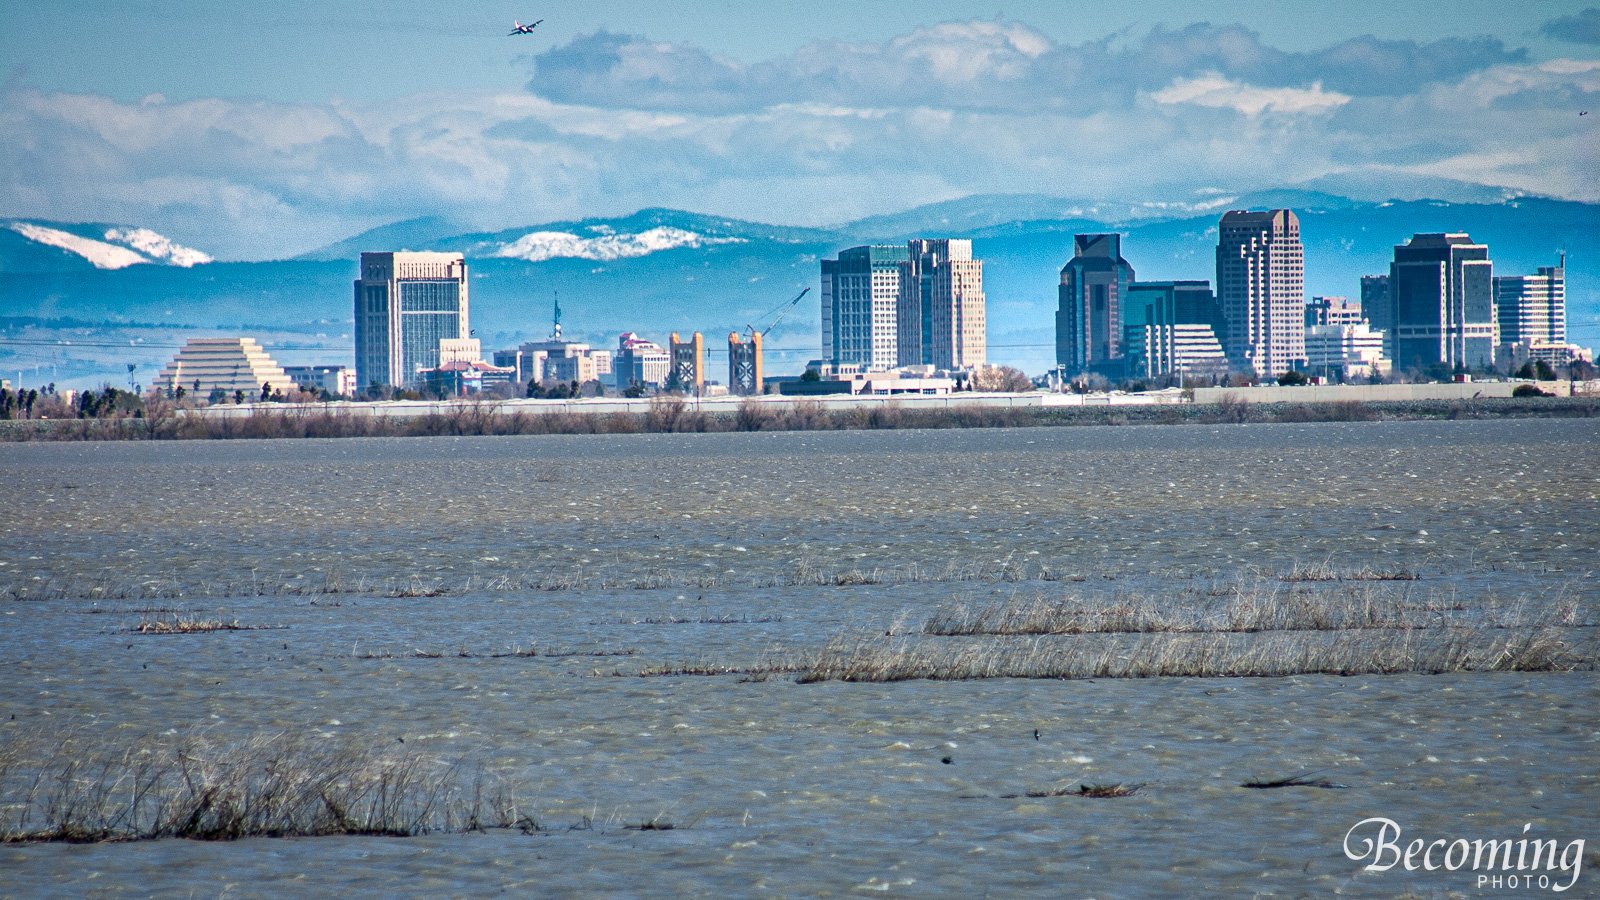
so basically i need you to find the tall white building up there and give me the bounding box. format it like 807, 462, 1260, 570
900, 238, 986, 370
1216, 209, 1305, 378
1496, 256, 1566, 349
353, 251, 470, 391
821, 245, 908, 370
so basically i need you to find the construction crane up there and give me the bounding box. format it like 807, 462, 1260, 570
746, 287, 810, 341
731, 287, 810, 396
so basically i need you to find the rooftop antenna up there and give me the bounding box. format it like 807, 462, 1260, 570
551, 291, 563, 341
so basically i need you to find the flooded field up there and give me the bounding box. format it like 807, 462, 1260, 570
2, 420, 1597, 895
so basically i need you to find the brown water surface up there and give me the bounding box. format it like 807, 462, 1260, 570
2, 420, 1596, 895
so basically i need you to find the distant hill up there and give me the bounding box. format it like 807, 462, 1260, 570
3, 193, 1595, 387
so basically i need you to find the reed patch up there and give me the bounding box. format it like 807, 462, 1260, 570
0, 729, 522, 843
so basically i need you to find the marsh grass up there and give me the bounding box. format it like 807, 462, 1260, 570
922, 583, 1584, 637
791, 625, 1590, 683
0, 729, 519, 843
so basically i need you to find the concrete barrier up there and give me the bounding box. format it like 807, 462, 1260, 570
1191, 381, 1577, 404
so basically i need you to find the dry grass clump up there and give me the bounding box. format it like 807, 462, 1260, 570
1279, 560, 1418, 582
0, 729, 518, 843
793, 625, 1591, 683
133, 616, 265, 634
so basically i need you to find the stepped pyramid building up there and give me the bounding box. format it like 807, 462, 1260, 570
156, 338, 297, 397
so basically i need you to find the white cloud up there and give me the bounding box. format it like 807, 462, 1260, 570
0, 19, 1592, 259
1151, 72, 1351, 115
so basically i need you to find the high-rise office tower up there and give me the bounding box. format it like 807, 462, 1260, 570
1216, 209, 1305, 378
821, 245, 909, 370
1495, 255, 1566, 348
1389, 233, 1495, 371
1360, 275, 1393, 356
353, 251, 470, 391
900, 239, 985, 369
1056, 234, 1136, 375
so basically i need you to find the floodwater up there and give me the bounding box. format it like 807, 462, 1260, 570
2, 420, 1597, 896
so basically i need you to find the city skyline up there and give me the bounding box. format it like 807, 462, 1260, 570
2, 3, 1596, 260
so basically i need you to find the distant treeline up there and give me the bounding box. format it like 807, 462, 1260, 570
1, 395, 1595, 441
0, 315, 198, 330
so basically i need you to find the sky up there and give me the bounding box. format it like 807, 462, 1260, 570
2, 1, 1597, 259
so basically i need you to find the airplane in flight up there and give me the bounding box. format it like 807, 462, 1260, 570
509, 19, 543, 35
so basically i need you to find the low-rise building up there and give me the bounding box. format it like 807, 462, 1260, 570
1125, 323, 1228, 381
1304, 322, 1390, 380
1122, 280, 1227, 381
494, 339, 611, 387
419, 359, 516, 396
1306, 295, 1363, 327
613, 333, 670, 390
281, 365, 358, 397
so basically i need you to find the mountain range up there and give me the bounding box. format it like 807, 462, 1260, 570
2, 188, 1595, 389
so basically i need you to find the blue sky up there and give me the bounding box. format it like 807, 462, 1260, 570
3, 1, 1597, 258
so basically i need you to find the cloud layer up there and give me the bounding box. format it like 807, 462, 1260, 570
1, 19, 1594, 259
1542, 8, 1600, 44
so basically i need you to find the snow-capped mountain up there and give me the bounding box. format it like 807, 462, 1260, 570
488, 226, 747, 263
296, 208, 831, 263
2, 220, 213, 271
3, 193, 1594, 391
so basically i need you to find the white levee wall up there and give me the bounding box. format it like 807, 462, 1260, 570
181, 380, 1593, 420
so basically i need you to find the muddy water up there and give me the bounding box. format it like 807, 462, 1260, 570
2, 420, 1596, 896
